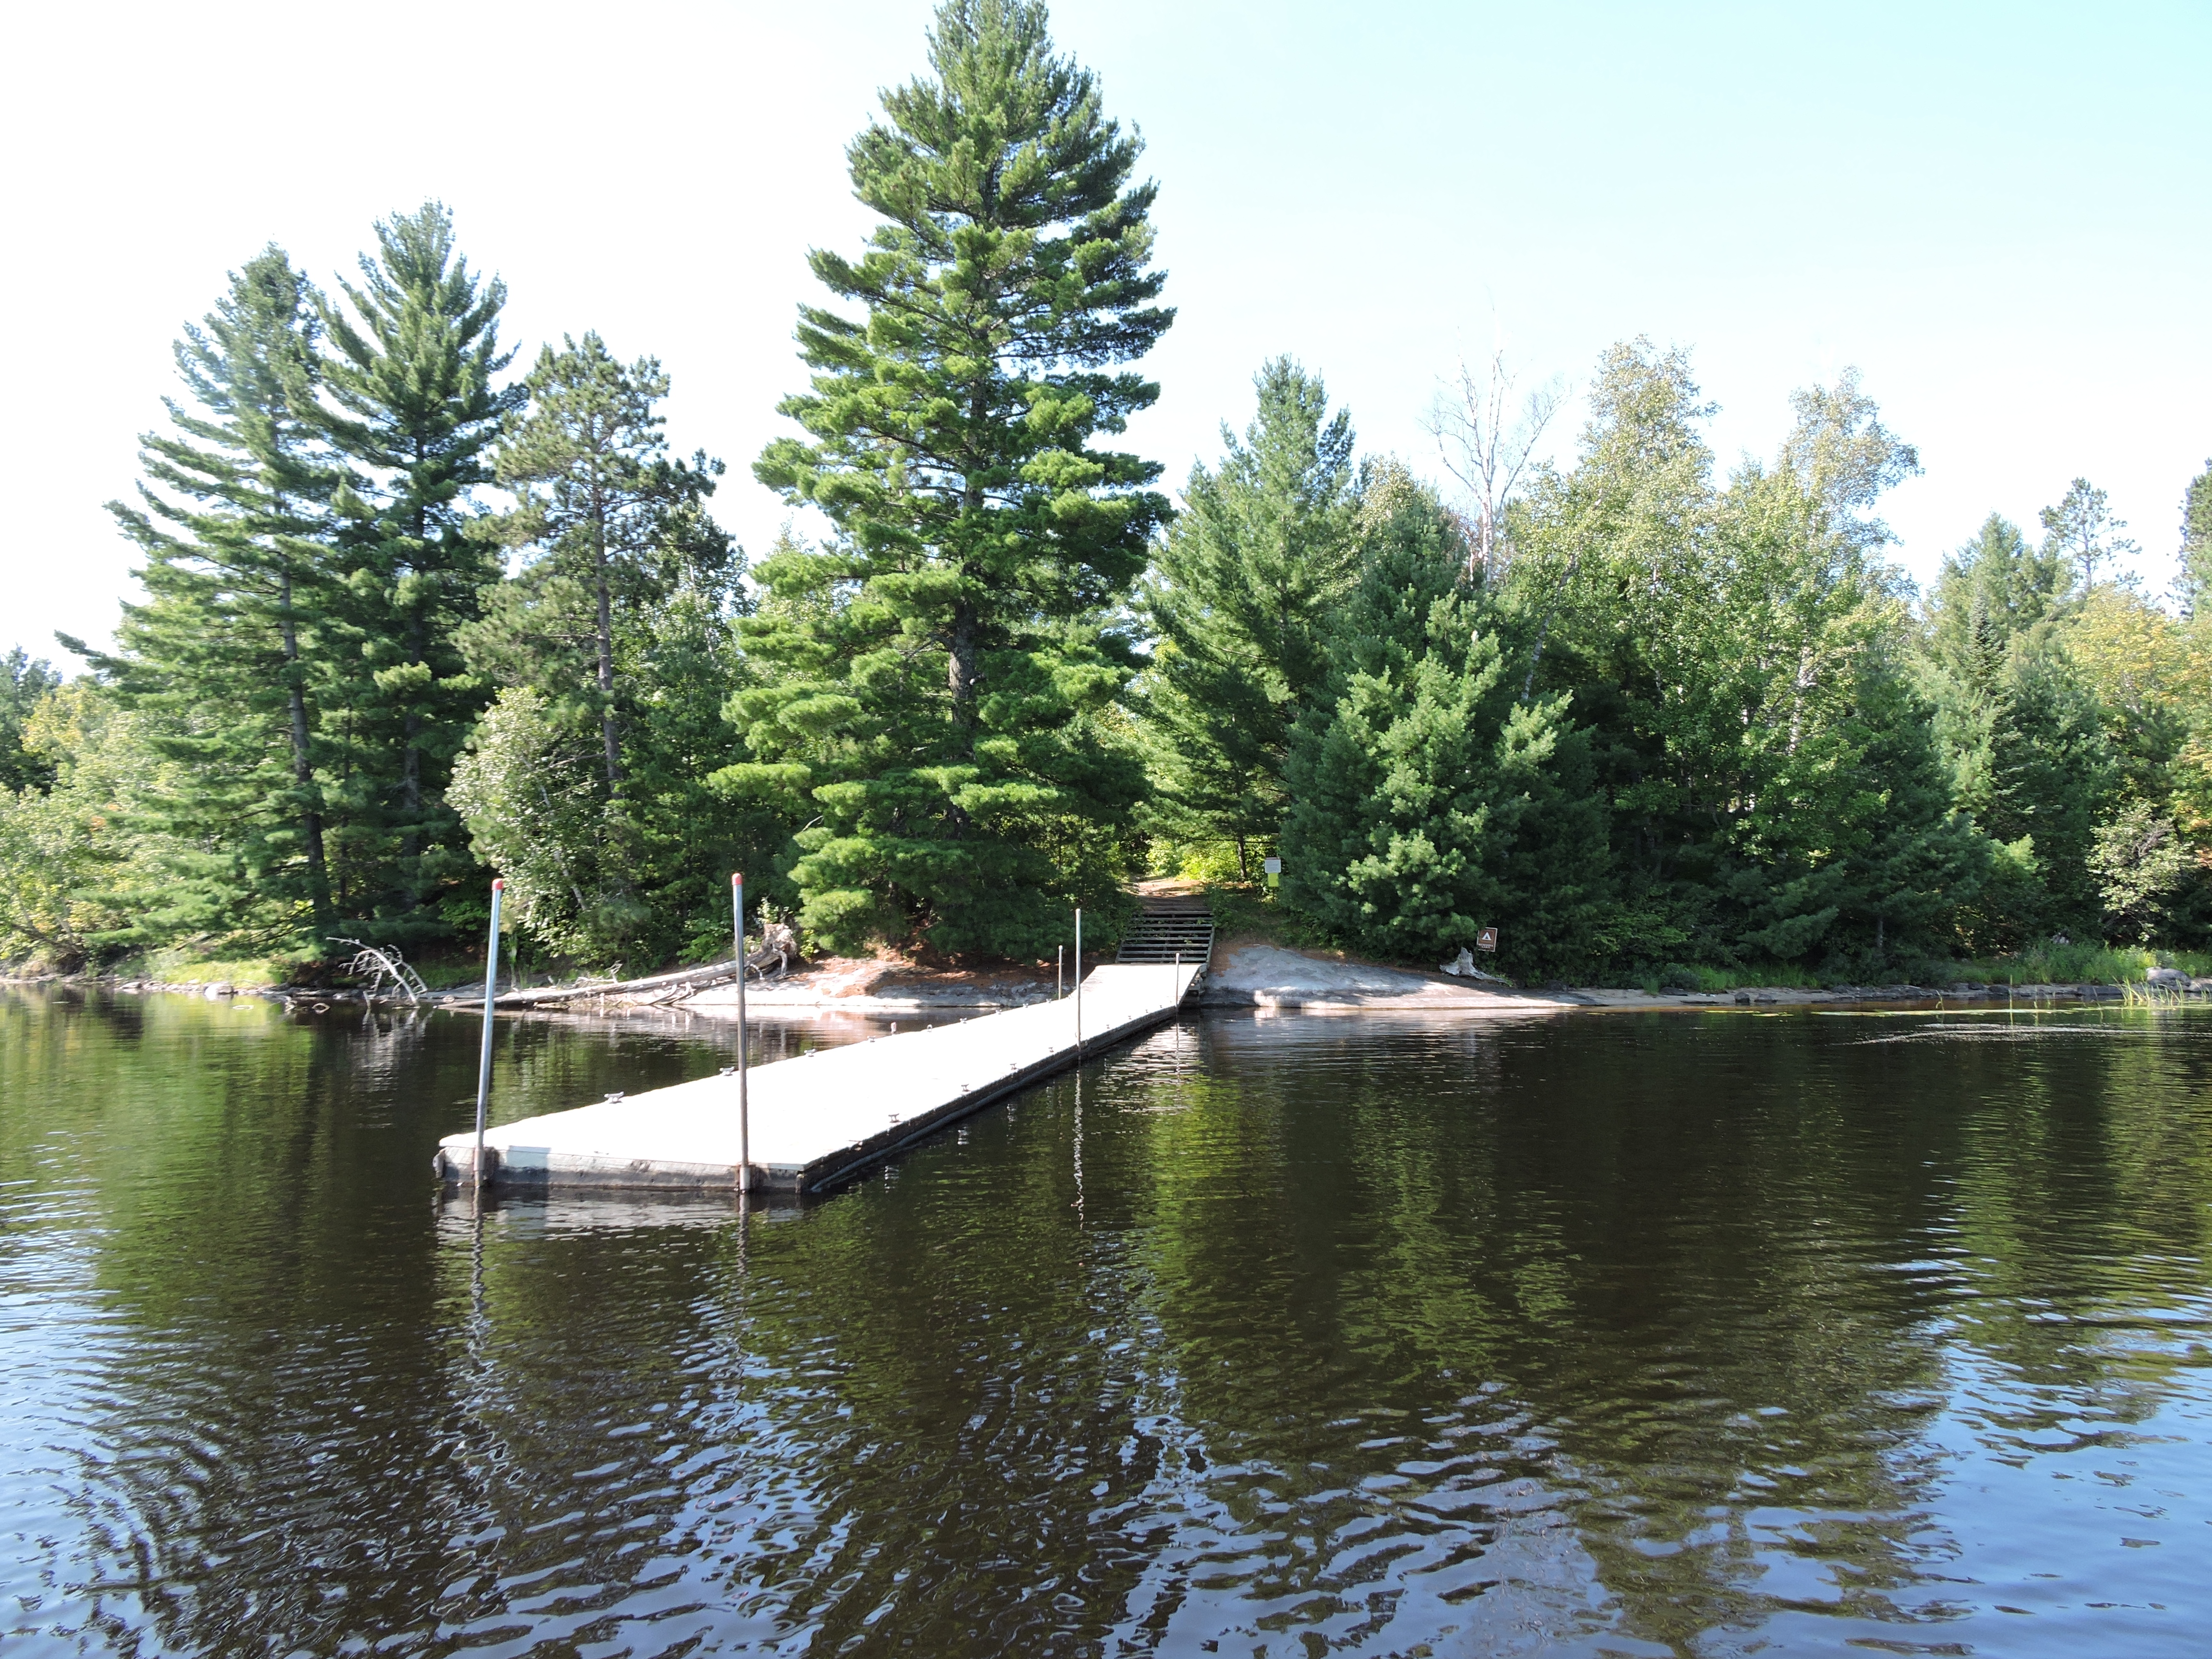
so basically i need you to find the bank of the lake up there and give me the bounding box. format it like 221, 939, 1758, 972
8, 944, 2182, 1021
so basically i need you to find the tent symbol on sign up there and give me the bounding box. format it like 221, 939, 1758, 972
1476, 927, 1498, 952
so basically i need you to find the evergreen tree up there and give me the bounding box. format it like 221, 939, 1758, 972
318, 203, 519, 938
1, 649, 61, 794
1924, 514, 2070, 691
1501, 340, 1717, 942
1823, 658, 1997, 965
733, 0, 1171, 957
1135, 357, 1359, 875
1922, 516, 2114, 940
455, 335, 751, 963
471, 334, 728, 793
2039, 476, 2136, 590
1503, 343, 1970, 974
89, 247, 343, 947
1281, 470, 1611, 981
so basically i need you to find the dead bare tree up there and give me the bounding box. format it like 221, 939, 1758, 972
329, 938, 431, 1004
1426, 346, 1564, 585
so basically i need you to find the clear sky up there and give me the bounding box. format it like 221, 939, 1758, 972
5, 0, 2205, 665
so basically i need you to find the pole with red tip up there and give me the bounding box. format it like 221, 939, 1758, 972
473, 878, 505, 1193
732, 872, 750, 1192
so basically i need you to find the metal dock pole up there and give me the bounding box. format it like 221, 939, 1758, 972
1074, 907, 1083, 1058
733, 872, 751, 1194
473, 878, 504, 1193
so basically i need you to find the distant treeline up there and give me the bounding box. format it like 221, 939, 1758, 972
5, 0, 2211, 986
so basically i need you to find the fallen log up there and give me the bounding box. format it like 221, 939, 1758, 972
443, 957, 744, 1010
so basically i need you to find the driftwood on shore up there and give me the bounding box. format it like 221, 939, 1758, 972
444, 931, 801, 1010
444, 957, 747, 1010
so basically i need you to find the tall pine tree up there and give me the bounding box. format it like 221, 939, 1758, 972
469, 334, 727, 794
318, 203, 518, 938
731, 0, 1171, 957
454, 334, 748, 962
1922, 513, 2111, 942
1135, 357, 1360, 876
92, 247, 342, 947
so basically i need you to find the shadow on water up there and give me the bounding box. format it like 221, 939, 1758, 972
2, 988, 2210, 1656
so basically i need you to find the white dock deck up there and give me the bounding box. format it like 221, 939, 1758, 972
435, 962, 1202, 1196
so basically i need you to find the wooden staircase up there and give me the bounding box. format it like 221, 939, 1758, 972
1117, 894, 1214, 999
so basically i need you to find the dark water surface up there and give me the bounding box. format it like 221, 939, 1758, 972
3, 990, 2210, 1657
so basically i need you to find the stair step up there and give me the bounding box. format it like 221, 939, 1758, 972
1117, 901, 1215, 970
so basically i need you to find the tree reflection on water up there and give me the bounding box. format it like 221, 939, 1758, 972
2, 991, 2207, 1655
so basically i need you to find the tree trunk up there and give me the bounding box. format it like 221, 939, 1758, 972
401, 614, 425, 822
1519, 550, 1580, 703
593, 491, 620, 793
947, 599, 979, 731
400, 708, 422, 849
276, 565, 332, 926
948, 380, 988, 764
398, 471, 427, 879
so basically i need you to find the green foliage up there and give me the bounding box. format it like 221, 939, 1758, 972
733, 0, 1168, 958
1194, 878, 1337, 952
1281, 470, 1612, 981
0, 684, 179, 969
2089, 800, 2190, 944
2039, 476, 2137, 590
1496, 344, 1980, 976
1955, 939, 2209, 988
65, 210, 529, 966
2179, 459, 2212, 617
1920, 514, 2123, 942
0, 649, 60, 793
317, 203, 520, 938
16, 50, 2212, 990
469, 334, 729, 791
1924, 514, 2071, 683
447, 686, 619, 956
90, 246, 343, 950
455, 334, 759, 966
1135, 358, 1360, 873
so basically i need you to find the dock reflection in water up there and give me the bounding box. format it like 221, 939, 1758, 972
2, 989, 2209, 1656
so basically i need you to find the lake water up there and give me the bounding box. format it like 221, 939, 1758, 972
2, 988, 2209, 1657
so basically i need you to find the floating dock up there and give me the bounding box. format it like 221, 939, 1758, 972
434, 962, 1203, 1197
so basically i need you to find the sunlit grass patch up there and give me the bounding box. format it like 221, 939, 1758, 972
1956, 942, 2212, 986
143, 953, 294, 988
